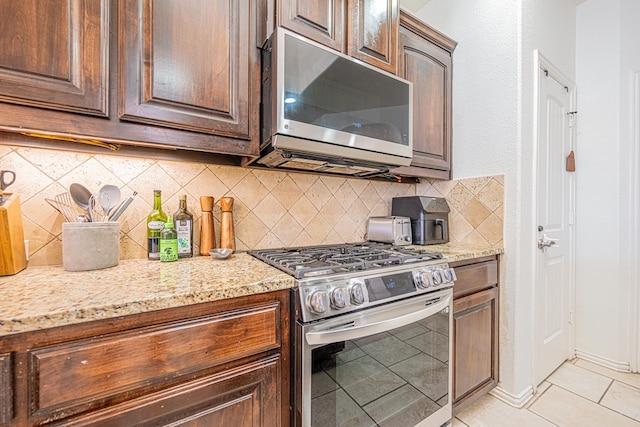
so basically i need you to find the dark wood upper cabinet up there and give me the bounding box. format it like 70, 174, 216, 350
392, 10, 456, 180
347, 0, 398, 74
278, 0, 397, 72
119, 0, 257, 139
0, 0, 109, 116
279, 0, 345, 51
0, 0, 260, 158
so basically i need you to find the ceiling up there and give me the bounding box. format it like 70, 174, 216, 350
401, 0, 587, 14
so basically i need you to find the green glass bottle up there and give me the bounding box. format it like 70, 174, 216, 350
160, 216, 178, 262
147, 190, 167, 260
173, 195, 193, 258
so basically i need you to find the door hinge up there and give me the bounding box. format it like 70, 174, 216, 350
569, 211, 574, 225
567, 111, 578, 128
569, 311, 574, 324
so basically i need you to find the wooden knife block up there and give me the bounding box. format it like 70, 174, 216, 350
0, 193, 27, 276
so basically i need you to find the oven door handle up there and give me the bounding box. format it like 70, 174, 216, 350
305, 294, 451, 345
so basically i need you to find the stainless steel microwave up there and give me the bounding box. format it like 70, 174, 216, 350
257, 28, 413, 177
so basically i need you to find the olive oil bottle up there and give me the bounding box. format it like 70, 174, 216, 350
173, 195, 193, 258
160, 216, 178, 262
146, 190, 167, 260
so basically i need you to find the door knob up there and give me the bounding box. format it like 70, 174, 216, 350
538, 234, 559, 252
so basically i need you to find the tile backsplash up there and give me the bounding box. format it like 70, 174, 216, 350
0, 144, 504, 266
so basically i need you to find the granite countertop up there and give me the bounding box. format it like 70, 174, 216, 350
0, 245, 503, 336
422, 243, 504, 262
0, 253, 294, 336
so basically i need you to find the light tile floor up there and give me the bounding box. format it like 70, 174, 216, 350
454, 358, 640, 426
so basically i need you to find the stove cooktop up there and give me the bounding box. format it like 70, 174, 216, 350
249, 242, 443, 279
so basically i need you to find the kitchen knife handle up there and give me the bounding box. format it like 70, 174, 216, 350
108, 191, 137, 221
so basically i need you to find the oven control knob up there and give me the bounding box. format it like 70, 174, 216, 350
350, 281, 366, 305
431, 269, 443, 286
443, 267, 457, 283
307, 291, 328, 314
331, 287, 348, 309
413, 270, 431, 288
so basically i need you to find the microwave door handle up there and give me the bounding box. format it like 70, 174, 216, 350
305, 294, 451, 346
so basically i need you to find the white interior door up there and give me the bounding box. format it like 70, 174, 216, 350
534, 62, 575, 386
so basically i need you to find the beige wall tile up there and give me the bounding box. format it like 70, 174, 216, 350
2, 144, 504, 266
273, 213, 304, 246
477, 177, 504, 212
0, 144, 12, 156
235, 211, 268, 248
447, 183, 475, 212
94, 154, 154, 183
254, 193, 287, 226
210, 164, 250, 189
333, 181, 358, 210
271, 175, 303, 210
232, 173, 269, 210
306, 214, 332, 243
460, 230, 490, 247
288, 195, 319, 227
460, 176, 491, 194
157, 159, 207, 188
461, 198, 491, 228
347, 178, 369, 196
476, 214, 504, 246
450, 214, 474, 243
19, 147, 91, 181
307, 179, 333, 210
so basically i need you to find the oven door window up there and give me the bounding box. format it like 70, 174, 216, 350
310, 309, 450, 427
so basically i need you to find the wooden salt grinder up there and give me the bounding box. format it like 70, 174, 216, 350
199, 196, 216, 256
219, 197, 235, 252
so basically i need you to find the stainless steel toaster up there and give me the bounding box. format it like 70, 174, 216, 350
366, 216, 412, 246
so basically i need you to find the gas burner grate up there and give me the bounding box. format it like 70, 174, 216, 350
249, 242, 442, 279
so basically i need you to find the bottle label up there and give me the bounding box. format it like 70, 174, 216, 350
176, 221, 192, 255
148, 220, 165, 230
160, 238, 178, 262
148, 237, 160, 260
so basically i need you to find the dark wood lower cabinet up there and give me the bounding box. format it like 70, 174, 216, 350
0, 353, 12, 424
452, 256, 499, 413
53, 356, 279, 426
0, 290, 290, 427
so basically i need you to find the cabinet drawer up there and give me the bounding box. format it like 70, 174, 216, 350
28, 302, 280, 416
453, 260, 498, 298
56, 356, 280, 427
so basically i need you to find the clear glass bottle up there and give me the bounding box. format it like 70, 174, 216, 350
146, 190, 167, 260
160, 216, 178, 262
173, 195, 193, 258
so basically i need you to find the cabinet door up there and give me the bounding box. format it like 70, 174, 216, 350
393, 12, 456, 180
453, 287, 499, 407
347, 0, 398, 74
59, 356, 280, 427
0, 0, 109, 116
119, 0, 258, 139
279, 0, 345, 51
0, 353, 12, 424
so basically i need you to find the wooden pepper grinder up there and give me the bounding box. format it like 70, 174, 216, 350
199, 196, 216, 256
219, 197, 235, 253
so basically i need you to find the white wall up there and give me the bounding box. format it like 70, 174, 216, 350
575, 0, 639, 370
405, 0, 576, 401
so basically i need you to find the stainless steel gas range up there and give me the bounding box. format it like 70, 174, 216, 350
250, 243, 456, 427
